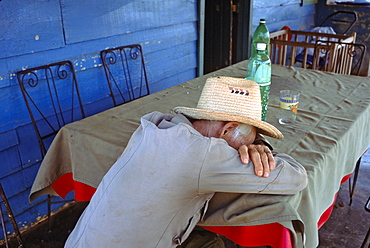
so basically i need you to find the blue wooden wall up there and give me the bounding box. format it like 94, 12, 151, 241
0, 0, 198, 238
0, 0, 316, 240
252, 0, 316, 33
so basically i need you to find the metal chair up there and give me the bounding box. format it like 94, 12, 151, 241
318, 11, 358, 35
282, 10, 358, 68
313, 40, 366, 76
17, 60, 85, 156
0, 183, 23, 248
17, 60, 85, 229
348, 149, 368, 206
360, 196, 370, 248
100, 44, 150, 107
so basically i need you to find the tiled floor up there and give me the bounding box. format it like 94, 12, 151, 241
5, 147, 370, 248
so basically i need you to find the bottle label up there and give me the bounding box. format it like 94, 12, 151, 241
255, 64, 271, 82
258, 81, 271, 87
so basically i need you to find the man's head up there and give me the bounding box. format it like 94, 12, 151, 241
191, 119, 256, 149
174, 76, 283, 141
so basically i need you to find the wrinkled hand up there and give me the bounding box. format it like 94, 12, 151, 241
238, 144, 275, 178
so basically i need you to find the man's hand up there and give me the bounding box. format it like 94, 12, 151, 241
238, 144, 275, 178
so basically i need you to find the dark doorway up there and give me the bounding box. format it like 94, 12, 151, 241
203, 0, 252, 74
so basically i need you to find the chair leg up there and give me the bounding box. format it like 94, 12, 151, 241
47, 194, 52, 232
0, 204, 10, 248
360, 226, 370, 248
46, 194, 74, 232
0, 183, 23, 247
349, 156, 361, 206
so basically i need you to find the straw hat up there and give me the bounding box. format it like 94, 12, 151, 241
174, 76, 283, 139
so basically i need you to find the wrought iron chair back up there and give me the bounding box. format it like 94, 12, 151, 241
100, 44, 150, 107
313, 41, 366, 76
17, 61, 85, 231
17, 61, 85, 156
318, 10, 358, 35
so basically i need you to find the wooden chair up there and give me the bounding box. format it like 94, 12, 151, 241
0, 183, 23, 248
313, 40, 366, 76
100, 44, 150, 107
17, 60, 85, 229
269, 29, 356, 69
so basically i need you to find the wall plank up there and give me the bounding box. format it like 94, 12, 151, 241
0, 85, 29, 132
4, 21, 197, 79
0, 0, 64, 59
253, 0, 300, 8
61, 0, 197, 44
0, 130, 18, 151
0, 147, 21, 179
252, 2, 315, 32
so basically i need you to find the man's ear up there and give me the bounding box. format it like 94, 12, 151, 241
220, 121, 239, 137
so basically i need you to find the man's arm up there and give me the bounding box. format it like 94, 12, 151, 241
200, 144, 308, 195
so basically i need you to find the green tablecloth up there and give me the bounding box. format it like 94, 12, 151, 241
30, 61, 370, 247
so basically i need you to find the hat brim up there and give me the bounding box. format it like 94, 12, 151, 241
174, 107, 284, 139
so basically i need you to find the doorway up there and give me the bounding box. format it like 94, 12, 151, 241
201, 0, 252, 75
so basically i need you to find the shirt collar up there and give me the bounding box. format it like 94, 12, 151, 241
157, 113, 192, 129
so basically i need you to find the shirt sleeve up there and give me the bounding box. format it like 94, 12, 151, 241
198, 138, 307, 195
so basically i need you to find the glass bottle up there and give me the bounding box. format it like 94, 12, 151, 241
252, 18, 270, 56
246, 43, 271, 121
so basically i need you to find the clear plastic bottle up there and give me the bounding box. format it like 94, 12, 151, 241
246, 43, 271, 121
251, 19, 270, 56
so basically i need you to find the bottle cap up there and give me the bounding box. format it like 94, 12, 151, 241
260, 19, 266, 24
256, 43, 266, 50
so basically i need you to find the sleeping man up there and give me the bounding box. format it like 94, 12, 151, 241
65, 76, 307, 247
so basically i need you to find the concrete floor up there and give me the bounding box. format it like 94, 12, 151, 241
4, 147, 370, 248
318, 147, 370, 248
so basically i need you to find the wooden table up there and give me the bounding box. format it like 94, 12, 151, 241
30, 61, 370, 248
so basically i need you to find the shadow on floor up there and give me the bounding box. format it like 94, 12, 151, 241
5, 201, 88, 248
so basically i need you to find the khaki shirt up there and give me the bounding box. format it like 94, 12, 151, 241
65, 111, 307, 248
